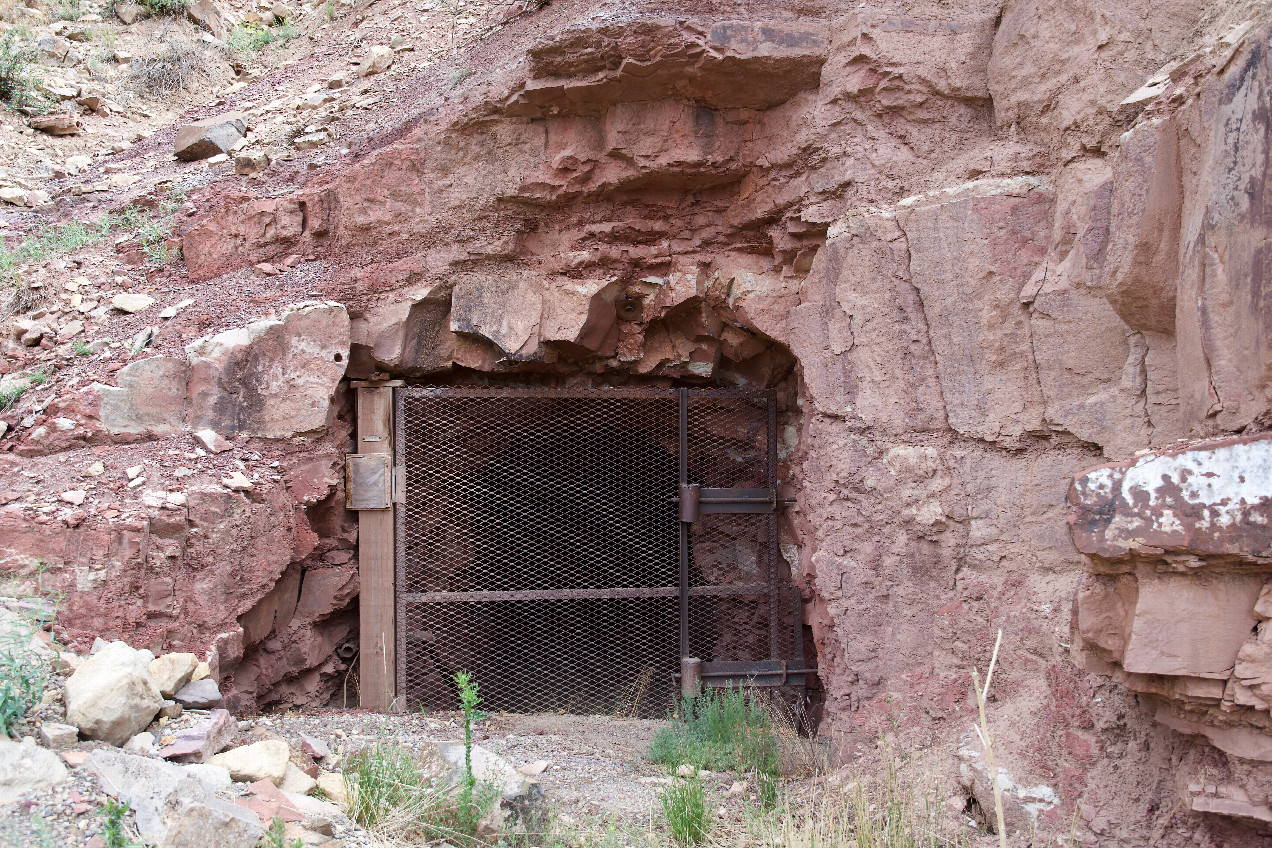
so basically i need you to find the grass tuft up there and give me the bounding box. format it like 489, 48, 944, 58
649, 689, 781, 806
0, 383, 26, 411
345, 738, 497, 846
659, 772, 710, 846
227, 20, 299, 56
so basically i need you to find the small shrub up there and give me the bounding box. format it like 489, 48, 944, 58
747, 742, 970, 848
101, 799, 143, 848
0, 31, 38, 109
649, 688, 781, 806
72, 340, 91, 356
138, 219, 178, 265
0, 383, 24, 410
140, 0, 188, 15
129, 38, 201, 95
659, 773, 710, 846
0, 625, 46, 736
0, 562, 60, 737
323, 1, 334, 20
225, 23, 258, 55
48, 0, 82, 21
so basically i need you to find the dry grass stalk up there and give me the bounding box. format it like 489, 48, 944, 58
971, 628, 1007, 848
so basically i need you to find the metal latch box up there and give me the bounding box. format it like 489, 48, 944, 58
345, 454, 392, 510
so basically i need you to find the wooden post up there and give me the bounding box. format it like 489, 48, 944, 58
356, 385, 395, 711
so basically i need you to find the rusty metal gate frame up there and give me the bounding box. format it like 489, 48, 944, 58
392, 385, 810, 714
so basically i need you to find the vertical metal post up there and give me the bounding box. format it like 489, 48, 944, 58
767, 396, 779, 660
678, 387, 690, 660
356, 383, 396, 711
681, 656, 702, 698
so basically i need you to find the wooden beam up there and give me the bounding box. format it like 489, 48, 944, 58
356, 386, 395, 711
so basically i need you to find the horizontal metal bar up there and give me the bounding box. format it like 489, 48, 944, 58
398, 386, 775, 400
401, 584, 772, 603
673, 668, 819, 679
670, 497, 798, 504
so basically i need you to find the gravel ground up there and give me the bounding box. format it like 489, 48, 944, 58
0, 706, 765, 848
265, 708, 677, 822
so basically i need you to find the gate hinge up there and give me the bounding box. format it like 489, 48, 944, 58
675, 486, 793, 520
392, 465, 406, 504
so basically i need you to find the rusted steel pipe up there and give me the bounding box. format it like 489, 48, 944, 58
681, 657, 702, 698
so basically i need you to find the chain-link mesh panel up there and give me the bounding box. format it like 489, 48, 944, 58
685, 394, 793, 664
395, 386, 794, 715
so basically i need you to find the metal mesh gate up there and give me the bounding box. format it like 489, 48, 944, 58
394, 386, 803, 716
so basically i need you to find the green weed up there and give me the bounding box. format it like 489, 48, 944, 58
138, 219, 178, 265
659, 773, 710, 846
0, 32, 38, 109
228, 20, 299, 54
101, 798, 143, 848
648, 689, 780, 806
257, 817, 302, 848
1, 194, 183, 313
72, 340, 92, 356
454, 670, 482, 786
323, 1, 334, 20
0, 563, 60, 738
0, 635, 45, 737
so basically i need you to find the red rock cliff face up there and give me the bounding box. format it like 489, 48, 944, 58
6, 0, 1272, 843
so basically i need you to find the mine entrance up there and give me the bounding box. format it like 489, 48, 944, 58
393, 386, 807, 716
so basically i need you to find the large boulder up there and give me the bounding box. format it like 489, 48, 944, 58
161, 791, 263, 848
149, 653, 200, 698
65, 641, 163, 746
208, 739, 291, 785
174, 112, 247, 161
185, 0, 232, 39
173, 678, 223, 709
98, 357, 191, 436
0, 738, 68, 803
185, 301, 350, 438
90, 749, 262, 847
156, 709, 235, 763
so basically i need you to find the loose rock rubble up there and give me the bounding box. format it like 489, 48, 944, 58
0, 618, 637, 847
0, 631, 371, 847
